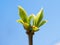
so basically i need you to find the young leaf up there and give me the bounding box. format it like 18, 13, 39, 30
36, 8, 43, 27
23, 23, 30, 30
32, 14, 37, 26
17, 19, 30, 30
28, 14, 33, 24
38, 20, 47, 27
18, 6, 28, 23
16, 19, 24, 24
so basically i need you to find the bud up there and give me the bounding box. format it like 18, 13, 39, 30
32, 26, 39, 32
23, 23, 30, 30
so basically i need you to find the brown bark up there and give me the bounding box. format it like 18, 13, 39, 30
26, 31, 34, 45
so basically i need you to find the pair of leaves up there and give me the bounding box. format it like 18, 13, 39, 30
18, 6, 33, 24
33, 8, 47, 28
17, 6, 33, 30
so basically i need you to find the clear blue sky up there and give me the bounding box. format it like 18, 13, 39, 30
0, 0, 60, 45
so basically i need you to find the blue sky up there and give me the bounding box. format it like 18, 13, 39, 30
0, 0, 60, 45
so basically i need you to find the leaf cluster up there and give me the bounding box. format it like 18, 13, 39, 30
17, 6, 47, 32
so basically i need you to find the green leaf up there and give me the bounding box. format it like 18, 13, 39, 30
16, 19, 24, 24
28, 14, 33, 24
18, 6, 28, 23
32, 14, 37, 26
23, 23, 30, 30
38, 20, 47, 27
36, 8, 43, 27
17, 19, 30, 30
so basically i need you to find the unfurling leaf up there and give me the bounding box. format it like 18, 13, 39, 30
36, 8, 43, 27
32, 14, 37, 26
38, 20, 47, 27
16, 19, 24, 24
28, 14, 33, 24
18, 6, 28, 23
23, 23, 30, 30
